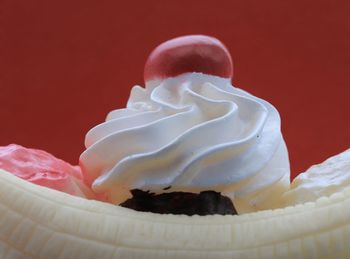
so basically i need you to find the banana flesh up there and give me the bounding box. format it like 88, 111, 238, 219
1, 169, 350, 258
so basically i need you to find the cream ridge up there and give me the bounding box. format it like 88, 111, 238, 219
80, 73, 290, 213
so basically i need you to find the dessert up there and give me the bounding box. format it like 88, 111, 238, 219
1, 35, 350, 258
282, 148, 350, 205
120, 190, 237, 215
1, 159, 350, 258
80, 35, 290, 214
0, 144, 93, 198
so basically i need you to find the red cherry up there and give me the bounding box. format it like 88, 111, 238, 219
144, 35, 233, 82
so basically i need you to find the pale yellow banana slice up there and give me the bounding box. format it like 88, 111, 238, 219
1, 168, 350, 259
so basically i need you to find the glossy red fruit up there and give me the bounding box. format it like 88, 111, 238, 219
144, 35, 233, 82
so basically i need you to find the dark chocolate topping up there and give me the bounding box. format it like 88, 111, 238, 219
120, 189, 237, 216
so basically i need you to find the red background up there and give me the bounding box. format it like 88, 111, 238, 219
1, 1, 349, 179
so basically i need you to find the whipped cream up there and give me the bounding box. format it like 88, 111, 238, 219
80, 73, 290, 207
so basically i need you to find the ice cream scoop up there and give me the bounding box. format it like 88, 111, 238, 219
282, 148, 350, 205
0, 144, 94, 198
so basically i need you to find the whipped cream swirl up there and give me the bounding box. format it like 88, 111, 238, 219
80, 73, 290, 205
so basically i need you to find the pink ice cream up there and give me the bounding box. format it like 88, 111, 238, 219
0, 144, 94, 198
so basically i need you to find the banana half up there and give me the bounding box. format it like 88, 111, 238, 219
1, 165, 350, 259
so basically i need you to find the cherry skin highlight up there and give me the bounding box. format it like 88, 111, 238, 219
144, 35, 233, 82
